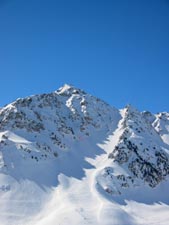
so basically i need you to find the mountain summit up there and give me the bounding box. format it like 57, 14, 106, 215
0, 85, 169, 225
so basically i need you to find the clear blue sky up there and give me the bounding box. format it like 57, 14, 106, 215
0, 0, 169, 113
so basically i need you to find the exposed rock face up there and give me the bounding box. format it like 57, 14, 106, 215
0, 84, 119, 165
0, 85, 169, 196
99, 106, 169, 193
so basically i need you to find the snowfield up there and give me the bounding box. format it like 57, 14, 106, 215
0, 84, 169, 225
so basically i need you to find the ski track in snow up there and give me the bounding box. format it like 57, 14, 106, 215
25, 114, 169, 225
0, 85, 169, 225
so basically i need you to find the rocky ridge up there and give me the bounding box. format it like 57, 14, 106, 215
0, 84, 169, 196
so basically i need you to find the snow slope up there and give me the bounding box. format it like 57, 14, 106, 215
0, 84, 169, 225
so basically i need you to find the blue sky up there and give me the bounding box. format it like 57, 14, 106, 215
0, 0, 169, 113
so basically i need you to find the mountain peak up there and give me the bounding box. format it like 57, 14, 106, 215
58, 83, 74, 92
55, 84, 86, 96
124, 104, 138, 114
0, 86, 169, 225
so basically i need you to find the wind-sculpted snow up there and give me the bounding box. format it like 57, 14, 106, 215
0, 84, 168, 225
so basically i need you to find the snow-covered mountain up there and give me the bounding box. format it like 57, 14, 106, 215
0, 84, 169, 225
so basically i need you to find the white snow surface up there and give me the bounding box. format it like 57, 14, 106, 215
0, 84, 168, 225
